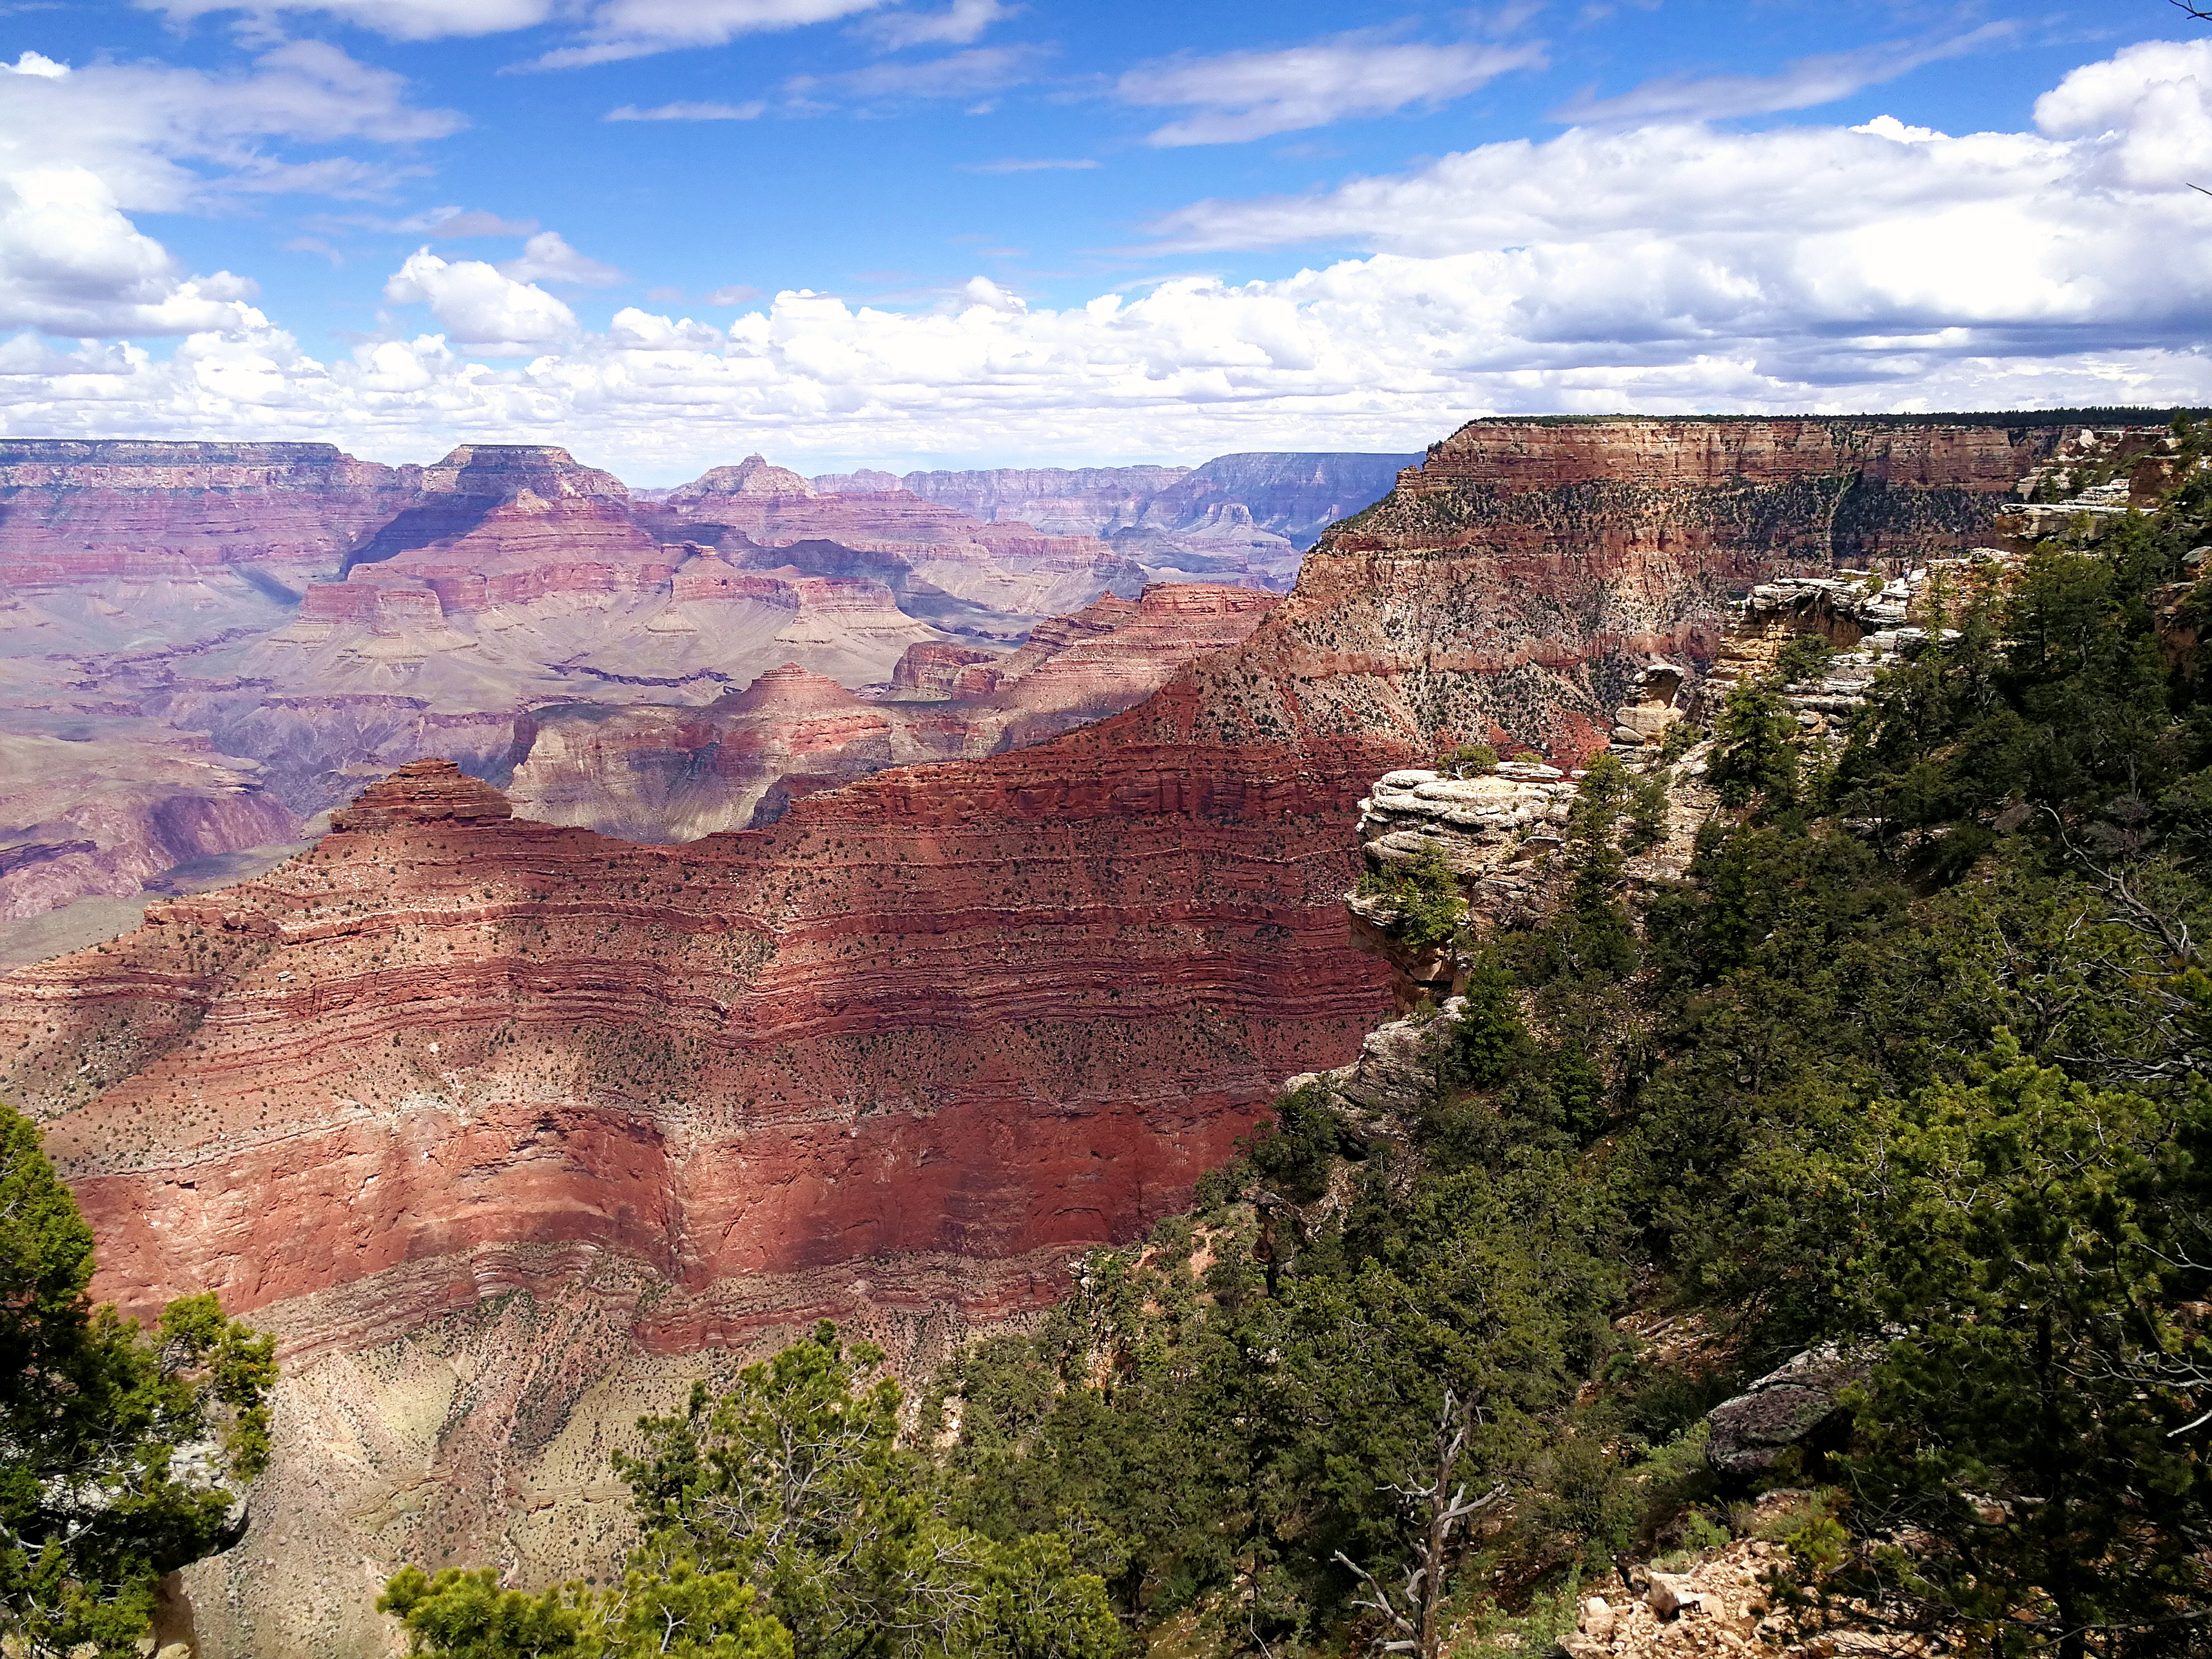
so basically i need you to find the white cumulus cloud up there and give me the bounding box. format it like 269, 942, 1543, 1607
384, 248, 579, 352
2, 38, 2210, 473
0, 41, 457, 341
0, 168, 264, 336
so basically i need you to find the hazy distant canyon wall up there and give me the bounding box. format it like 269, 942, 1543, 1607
0, 442, 1362, 936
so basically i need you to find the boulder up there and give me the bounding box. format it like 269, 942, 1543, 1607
1706, 1345, 1869, 1476
1646, 1572, 1704, 1621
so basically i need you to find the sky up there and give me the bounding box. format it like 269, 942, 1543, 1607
0, 0, 2208, 480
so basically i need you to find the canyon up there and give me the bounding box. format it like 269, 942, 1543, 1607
0, 413, 2172, 1656
816, 451, 1422, 591
0, 441, 1354, 940
506, 583, 1283, 839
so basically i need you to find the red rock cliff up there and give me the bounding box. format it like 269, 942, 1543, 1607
0, 440, 417, 585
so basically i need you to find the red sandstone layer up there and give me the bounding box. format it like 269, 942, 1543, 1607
4, 740, 1384, 1330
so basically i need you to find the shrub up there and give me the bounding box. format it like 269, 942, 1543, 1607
1355, 843, 1464, 950
1773, 634, 1836, 686
1437, 743, 1500, 776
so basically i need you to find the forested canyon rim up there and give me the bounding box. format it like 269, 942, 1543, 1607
0, 411, 2189, 1658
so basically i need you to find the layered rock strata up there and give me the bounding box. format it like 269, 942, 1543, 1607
0, 440, 415, 586
3, 443, 1277, 920
504, 584, 1283, 840
2, 413, 2162, 1655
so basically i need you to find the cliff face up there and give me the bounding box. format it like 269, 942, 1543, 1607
503, 584, 1284, 840
0, 440, 417, 585
1249, 416, 2075, 756
0, 415, 2138, 1656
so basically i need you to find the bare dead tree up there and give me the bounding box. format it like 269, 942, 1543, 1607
2175, 0, 2212, 20
1333, 1390, 1509, 1659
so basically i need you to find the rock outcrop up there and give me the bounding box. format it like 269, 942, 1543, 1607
1705, 1347, 1870, 1478
1561, 1536, 1820, 1659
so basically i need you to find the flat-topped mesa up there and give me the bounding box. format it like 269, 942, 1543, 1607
414, 443, 630, 503
339, 444, 633, 581
1397, 418, 2050, 494
328, 759, 514, 832
876, 465, 1189, 535
0, 439, 353, 467
720, 662, 868, 714
1134, 452, 1423, 549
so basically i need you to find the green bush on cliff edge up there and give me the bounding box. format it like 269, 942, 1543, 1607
1356, 843, 1464, 950
0, 1103, 275, 1659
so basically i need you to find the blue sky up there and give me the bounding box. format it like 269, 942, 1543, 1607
1, 0, 2208, 478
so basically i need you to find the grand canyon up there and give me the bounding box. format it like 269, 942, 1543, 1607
0, 444, 1410, 949
0, 411, 2161, 1656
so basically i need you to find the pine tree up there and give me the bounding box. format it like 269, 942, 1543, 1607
1, 1104, 275, 1659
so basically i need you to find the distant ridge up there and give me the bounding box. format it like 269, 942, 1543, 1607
1475, 407, 2212, 429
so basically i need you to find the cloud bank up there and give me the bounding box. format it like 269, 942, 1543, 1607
3, 38, 2210, 470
